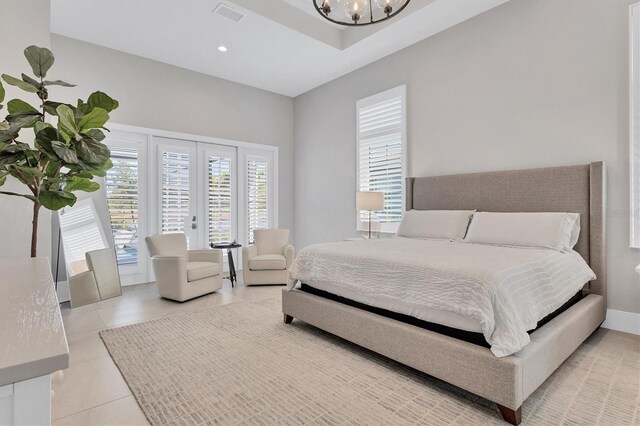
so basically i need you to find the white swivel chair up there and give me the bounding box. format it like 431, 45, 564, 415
145, 233, 223, 302
242, 229, 294, 286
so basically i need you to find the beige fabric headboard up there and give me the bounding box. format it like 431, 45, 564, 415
405, 162, 606, 304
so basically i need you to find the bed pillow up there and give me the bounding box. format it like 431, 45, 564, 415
396, 210, 475, 240
463, 212, 580, 251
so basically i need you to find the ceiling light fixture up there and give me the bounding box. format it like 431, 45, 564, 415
313, 0, 410, 26
218, 45, 228, 52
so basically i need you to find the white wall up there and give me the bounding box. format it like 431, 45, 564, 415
47, 35, 295, 284
294, 0, 640, 315
49, 34, 295, 244
0, 0, 51, 260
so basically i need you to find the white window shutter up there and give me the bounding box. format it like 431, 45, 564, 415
208, 156, 233, 243
161, 151, 191, 234
105, 146, 140, 265
247, 158, 269, 244
357, 86, 407, 232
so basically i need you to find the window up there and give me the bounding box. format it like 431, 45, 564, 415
247, 157, 269, 244
357, 85, 407, 233
161, 151, 191, 235
631, 4, 640, 248
105, 146, 139, 266
207, 156, 233, 243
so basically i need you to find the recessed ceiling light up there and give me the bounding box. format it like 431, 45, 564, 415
218, 45, 228, 52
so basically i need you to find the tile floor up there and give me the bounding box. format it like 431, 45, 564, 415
53, 278, 284, 425
53, 279, 639, 425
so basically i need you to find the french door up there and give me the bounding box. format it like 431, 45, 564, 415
155, 138, 238, 249
103, 128, 277, 286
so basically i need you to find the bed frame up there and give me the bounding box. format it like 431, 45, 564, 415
282, 162, 606, 425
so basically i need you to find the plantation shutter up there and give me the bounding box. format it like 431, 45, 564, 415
105, 146, 139, 266
161, 151, 190, 235
357, 88, 405, 227
208, 156, 233, 244
247, 158, 269, 244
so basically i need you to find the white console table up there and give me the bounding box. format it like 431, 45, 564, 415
0, 258, 69, 425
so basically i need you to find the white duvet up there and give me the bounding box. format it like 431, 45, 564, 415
287, 237, 595, 357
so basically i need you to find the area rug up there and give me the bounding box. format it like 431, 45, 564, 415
100, 297, 639, 425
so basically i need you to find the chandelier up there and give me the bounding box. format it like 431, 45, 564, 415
313, 0, 411, 26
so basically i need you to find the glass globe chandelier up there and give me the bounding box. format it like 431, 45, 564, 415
313, 0, 411, 26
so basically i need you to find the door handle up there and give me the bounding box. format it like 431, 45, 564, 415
191, 216, 197, 229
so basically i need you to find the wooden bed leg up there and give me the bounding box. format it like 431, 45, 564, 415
497, 404, 522, 425
284, 314, 293, 324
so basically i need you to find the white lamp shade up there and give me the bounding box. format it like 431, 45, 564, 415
356, 191, 384, 211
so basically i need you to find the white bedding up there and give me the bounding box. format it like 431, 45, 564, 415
287, 237, 596, 357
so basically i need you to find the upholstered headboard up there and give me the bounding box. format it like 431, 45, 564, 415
405, 162, 606, 303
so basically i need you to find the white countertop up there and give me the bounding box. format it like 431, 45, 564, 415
0, 258, 69, 386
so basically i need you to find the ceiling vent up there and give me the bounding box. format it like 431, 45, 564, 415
213, 3, 245, 22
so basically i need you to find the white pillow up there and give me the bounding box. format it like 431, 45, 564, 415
397, 210, 475, 240
463, 212, 581, 251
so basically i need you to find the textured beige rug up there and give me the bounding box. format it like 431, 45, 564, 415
100, 297, 639, 425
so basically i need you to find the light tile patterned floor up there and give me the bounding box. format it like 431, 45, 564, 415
53, 278, 284, 425
53, 279, 639, 425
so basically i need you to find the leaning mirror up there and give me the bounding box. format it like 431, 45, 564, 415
58, 198, 122, 308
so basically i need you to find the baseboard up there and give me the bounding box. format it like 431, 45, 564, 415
602, 309, 640, 335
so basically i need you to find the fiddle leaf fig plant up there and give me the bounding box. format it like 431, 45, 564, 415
0, 45, 118, 257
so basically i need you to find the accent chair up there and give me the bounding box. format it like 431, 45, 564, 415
145, 233, 223, 302
242, 229, 294, 286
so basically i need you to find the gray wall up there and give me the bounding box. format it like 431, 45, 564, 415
50, 34, 295, 243
0, 0, 51, 260
294, 0, 640, 315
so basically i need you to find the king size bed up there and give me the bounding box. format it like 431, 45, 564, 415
282, 162, 606, 425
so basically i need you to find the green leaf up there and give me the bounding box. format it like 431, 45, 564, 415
35, 127, 63, 157
21, 73, 40, 87
24, 45, 55, 78
38, 190, 76, 210
51, 140, 80, 164
43, 101, 74, 117
56, 104, 78, 138
7, 114, 40, 131
82, 158, 113, 177
0, 172, 6, 186
84, 128, 106, 142
0, 131, 14, 144
78, 108, 108, 132
64, 176, 99, 192
7, 164, 43, 185
2, 143, 29, 153
0, 80, 4, 103
87, 91, 119, 113
44, 80, 76, 87
0, 191, 37, 202
0, 153, 22, 167
76, 139, 110, 165
45, 160, 61, 177
1, 74, 37, 93
33, 121, 52, 135
7, 99, 39, 115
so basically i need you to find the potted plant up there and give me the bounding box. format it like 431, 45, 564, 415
0, 45, 118, 257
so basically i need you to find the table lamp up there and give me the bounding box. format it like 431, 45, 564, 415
356, 191, 384, 239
